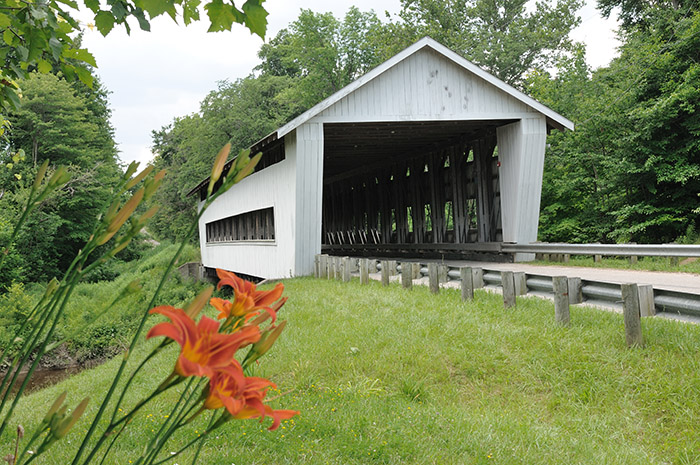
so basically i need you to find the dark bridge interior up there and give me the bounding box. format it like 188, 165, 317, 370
321, 119, 515, 261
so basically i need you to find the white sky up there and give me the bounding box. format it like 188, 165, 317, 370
80, 0, 621, 167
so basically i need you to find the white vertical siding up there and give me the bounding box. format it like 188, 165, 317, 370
198, 132, 297, 279
316, 48, 529, 122
294, 123, 324, 275
497, 116, 547, 260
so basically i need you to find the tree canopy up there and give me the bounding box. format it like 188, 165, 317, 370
0, 0, 269, 114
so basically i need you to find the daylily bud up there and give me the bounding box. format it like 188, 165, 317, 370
47, 166, 69, 188
209, 143, 231, 190
136, 205, 159, 225
17, 425, 24, 439
144, 170, 166, 199
42, 392, 67, 425
124, 165, 153, 191
52, 397, 89, 439
125, 280, 141, 295
246, 320, 287, 365
185, 286, 214, 319
123, 161, 139, 181
33, 159, 49, 190
233, 152, 262, 184
98, 188, 145, 245
109, 238, 132, 257
44, 278, 59, 299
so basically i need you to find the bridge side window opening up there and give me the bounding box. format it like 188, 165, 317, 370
205, 207, 275, 243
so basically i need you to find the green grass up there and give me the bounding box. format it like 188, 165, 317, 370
532, 255, 700, 274
4, 277, 700, 464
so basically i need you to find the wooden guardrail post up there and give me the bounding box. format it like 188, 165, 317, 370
319, 255, 328, 279
359, 258, 369, 284
327, 256, 334, 279
428, 263, 439, 294
472, 268, 484, 288
669, 256, 679, 266
514, 272, 527, 295
381, 260, 390, 286
412, 263, 422, 279
401, 262, 412, 289
334, 256, 340, 280
567, 277, 583, 304
438, 264, 449, 283
342, 257, 351, 282
501, 271, 516, 308
552, 276, 570, 326
387, 260, 397, 276
638, 284, 655, 317
460, 266, 474, 301
621, 283, 644, 347
629, 255, 638, 265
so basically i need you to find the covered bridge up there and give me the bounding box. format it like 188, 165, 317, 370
189, 37, 573, 279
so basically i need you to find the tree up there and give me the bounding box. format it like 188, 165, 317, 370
257, 8, 386, 114
0, 0, 269, 113
3, 72, 122, 281
392, 0, 584, 87
529, 7, 700, 243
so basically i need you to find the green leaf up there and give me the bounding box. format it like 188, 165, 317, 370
37, 59, 52, 74
84, 0, 100, 13
48, 37, 63, 60
2, 29, 13, 46
0, 13, 11, 28
205, 0, 236, 32
63, 47, 97, 67
182, 0, 201, 24
55, 0, 79, 9
14, 173, 21, 180
6, 163, 12, 169
94, 11, 115, 36
242, 0, 267, 38
140, 0, 176, 19
110, 1, 128, 20
133, 8, 151, 31
75, 66, 94, 88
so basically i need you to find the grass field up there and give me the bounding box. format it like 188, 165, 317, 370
4, 277, 700, 464
532, 255, 700, 274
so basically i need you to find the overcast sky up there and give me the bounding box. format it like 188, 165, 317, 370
80, 0, 621, 167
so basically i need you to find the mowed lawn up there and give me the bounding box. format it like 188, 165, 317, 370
6, 277, 700, 465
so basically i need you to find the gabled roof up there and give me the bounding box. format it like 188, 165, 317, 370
189, 37, 573, 196
275, 36, 574, 137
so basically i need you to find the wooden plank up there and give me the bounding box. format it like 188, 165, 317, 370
552, 276, 570, 325
359, 258, 369, 284
428, 263, 439, 293
401, 262, 413, 289
622, 283, 644, 347
638, 284, 655, 317
460, 266, 474, 301
381, 260, 390, 286
501, 271, 516, 308
568, 277, 583, 304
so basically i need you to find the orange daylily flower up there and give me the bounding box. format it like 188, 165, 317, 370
212, 269, 285, 321
146, 306, 260, 378
204, 364, 299, 430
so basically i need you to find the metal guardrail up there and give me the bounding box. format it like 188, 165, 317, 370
502, 242, 700, 258
340, 257, 700, 319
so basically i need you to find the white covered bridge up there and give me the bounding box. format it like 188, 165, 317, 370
188, 37, 573, 280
